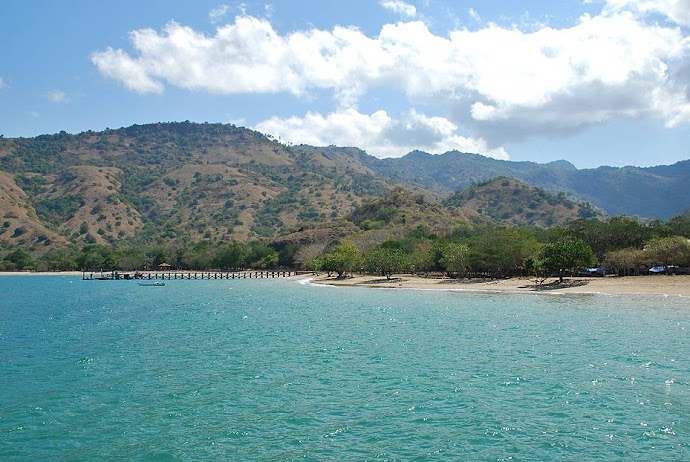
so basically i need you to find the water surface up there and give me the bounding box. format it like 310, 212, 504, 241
1, 276, 688, 460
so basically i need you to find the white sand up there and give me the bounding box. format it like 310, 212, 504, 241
308, 274, 690, 297
3, 271, 689, 297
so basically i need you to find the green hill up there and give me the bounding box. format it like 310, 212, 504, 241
357, 150, 689, 219
0, 123, 408, 249
0, 122, 686, 255
443, 177, 599, 227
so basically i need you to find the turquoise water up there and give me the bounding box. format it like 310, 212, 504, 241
0, 276, 688, 460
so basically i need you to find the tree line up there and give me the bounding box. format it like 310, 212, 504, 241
2, 213, 690, 280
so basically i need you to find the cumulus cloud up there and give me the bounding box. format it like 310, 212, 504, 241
91, 2, 690, 154
380, 0, 417, 18
49, 90, 70, 103
254, 108, 508, 159
603, 0, 690, 26
92, 46, 165, 93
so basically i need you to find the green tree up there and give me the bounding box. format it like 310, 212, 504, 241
245, 241, 278, 268
539, 238, 595, 282
467, 227, 540, 276
410, 242, 435, 276
212, 243, 248, 269
645, 236, 690, 270
440, 243, 469, 277
118, 247, 146, 270
364, 247, 412, 279
567, 216, 649, 260
278, 243, 299, 268
316, 244, 362, 278
604, 247, 645, 276
77, 245, 120, 269
666, 210, 690, 238
3, 249, 36, 271
40, 248, 79, 271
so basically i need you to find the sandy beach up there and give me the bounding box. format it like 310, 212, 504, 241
309, 273, 690, 297
2, 271, 689, 297
0, 271, 84, 276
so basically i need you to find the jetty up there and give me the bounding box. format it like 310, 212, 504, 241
82, 270, 300, 281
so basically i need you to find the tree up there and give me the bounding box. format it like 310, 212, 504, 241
467, 227, 540, 276
539, 238, 595, 282
3, 249, 36, 270
410, 242, 435, 276
294, 242, 328, 270
316, 244, 362, 278
645, 236, 690, 270
364, 247, 411, 279
666, 210, 690, 238
278, 243, 299, 268
440, 243, 469, 277
567, 216, 649, 260
604, 248, 645, 276
211, 243, 248, 269
523, 255, 541, 277
40, 248, 79, 271
77, 244, 119, 269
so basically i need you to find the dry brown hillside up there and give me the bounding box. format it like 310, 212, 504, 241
0, 123, 424, 249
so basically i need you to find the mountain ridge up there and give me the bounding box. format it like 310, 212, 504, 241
0, 122, 687, 253
353, 149, 688, 219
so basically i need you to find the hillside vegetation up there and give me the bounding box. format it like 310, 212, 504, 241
0, 123, 407, 249
1, 122, 689, 278
443, 177, 598, 227
361, 150, 689, 219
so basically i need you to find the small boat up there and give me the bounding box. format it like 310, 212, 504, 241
138, 282, 166, 286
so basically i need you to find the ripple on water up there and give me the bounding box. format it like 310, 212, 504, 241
0, 276, 688, 460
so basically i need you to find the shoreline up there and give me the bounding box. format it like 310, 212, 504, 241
2, 271, 688, 297
307, 274, 690, 297
0, 271, 84, 276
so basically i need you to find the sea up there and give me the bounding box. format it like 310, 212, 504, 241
0, 275, 688, 461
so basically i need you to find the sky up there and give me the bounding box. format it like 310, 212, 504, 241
1, 0, 689, 169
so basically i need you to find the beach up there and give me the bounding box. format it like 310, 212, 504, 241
1, 271, 689, 297
310, 273, 690, 297
0, 271, 85, 277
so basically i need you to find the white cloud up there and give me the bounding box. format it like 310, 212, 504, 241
254, 108, 508, 159
226, 115, 246, 126
49, 90, 70, 103
380, 0, 417, 18
0, 77, 7, 88
468, 8, 481, 22
603, 0, 690, 26
92, 4, 690, 152
209, 4, 230, 23
91, 46, 165, 93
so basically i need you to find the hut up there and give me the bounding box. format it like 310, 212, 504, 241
157, 263, 172, 270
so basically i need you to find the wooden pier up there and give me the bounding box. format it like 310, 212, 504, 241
83, 270, 300, 281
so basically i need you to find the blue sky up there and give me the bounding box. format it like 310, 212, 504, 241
1, 0, 689, 168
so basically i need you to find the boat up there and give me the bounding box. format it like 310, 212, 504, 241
138, 282, 166, 286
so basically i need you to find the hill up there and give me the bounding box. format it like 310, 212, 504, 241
0, 122, 686, 255
0, 123, 417, 249
443, 177, 599, 227
357, 150, 689, 219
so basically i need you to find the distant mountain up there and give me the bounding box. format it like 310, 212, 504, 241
353, 150, 689, 219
